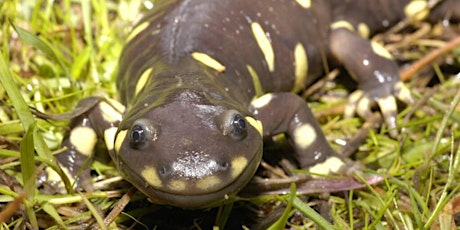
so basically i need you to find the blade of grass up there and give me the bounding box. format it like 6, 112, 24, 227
424, 132, 460, 228
81, 0, 100, 83
10, 22, 70, 73
42, 203, 67, 230
429, 88, 460, 160
0, 51, 39, 228
267, 184, 296, 230
292, 196, 338, 230
0, 52, 35, 128
80, 192, 108, 230
0, 52, 72, 190
20, 122, 38, 229
215, 200, 234, 229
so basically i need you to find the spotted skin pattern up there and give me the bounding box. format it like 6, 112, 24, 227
54, 0, 460, 208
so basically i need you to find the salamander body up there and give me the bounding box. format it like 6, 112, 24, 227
55, 0, 460, 208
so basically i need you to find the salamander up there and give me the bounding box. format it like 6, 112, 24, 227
53, 0, 460, 209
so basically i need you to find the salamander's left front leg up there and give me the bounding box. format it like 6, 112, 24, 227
329, 27, 413, 136
249, 93, 352, 176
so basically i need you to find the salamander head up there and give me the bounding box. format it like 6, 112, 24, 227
111, 89, 263, 208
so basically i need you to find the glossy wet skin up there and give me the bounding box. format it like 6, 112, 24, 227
111, 88, 263, 208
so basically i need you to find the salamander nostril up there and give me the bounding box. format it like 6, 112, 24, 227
158, 166, 169, 176
220, 162, 230, 170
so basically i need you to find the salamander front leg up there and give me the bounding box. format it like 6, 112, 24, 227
329, 27, 413, 136
53, 97, 124, 192
249, 93, 352, 176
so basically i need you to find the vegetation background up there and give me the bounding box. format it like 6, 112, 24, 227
0, 0, 460, 229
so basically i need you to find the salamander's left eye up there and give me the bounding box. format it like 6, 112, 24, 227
217, 110, 248, 140
231, 114, 247, 139
129, 119, 159, 149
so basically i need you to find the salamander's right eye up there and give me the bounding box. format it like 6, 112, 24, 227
129, 119, 159, 149
130, 124, 145, 145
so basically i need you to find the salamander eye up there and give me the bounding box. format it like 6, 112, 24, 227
231, 114, 247, 139
129, 119, 159, 149
216, 110, 248, 140
130, 124, 145, 144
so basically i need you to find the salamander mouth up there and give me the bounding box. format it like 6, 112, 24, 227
122, 144, 262, 209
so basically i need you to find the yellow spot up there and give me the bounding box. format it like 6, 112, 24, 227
371, 41, 393, 60
377, 96, 397, 112
135, 68, 153, 95
99, 102, 123, 123
169, 180, 186, 191
46, 165, 76, 191
293, 43, 308, 92
344, 90, 364, 118
308, 156, 345, 177
114, 130, 128, 153
251, 93, 273, 109
104, 127, 118, 151
61, 166, 77, 186
192, 52, 226, 72
196, 176, 221, 190
356, 97, 372, 117
330, 20, 355, 31
230, 156, 248, 179
69, 126, 97, 156
251, 22, 275, 72
295, 0, 311, 8
141, 166, 163, 188
395, 82, 412, 102
245, 116, 263, 136
293, 124, 316, 150
358, 23, 370, 38
46, 167, 62, 183
127, 21, 149, 42
246, 65, 264, 97
45, 167, 73, 192
405, 0, 429, 21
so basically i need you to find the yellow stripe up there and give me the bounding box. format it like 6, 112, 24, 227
250, 93, 273, 109
104, 127, 118, 151
142, 166, 163, 188
295, 0, 311, 8
191, 52, 226, 72
114, 129, 127, 153
251, 22, 275, 72
245, 116, 263, 136
196, 176, 221, 190
135, 67, 153, 95
246, 65, 264, 97
230, 156, 248, 179
330, 20, 355, 31
308, 156, 345, 177
127, 21, 149, 42
357, 23, 370, 38
404, 0, 429, 21
293, 43, 308, 92
371, 41, 393, 60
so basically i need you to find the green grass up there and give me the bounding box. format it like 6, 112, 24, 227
1, 0, 460, 229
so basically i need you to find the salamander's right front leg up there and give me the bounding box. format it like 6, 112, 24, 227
54, 97, 124, 192
249, 93, 353, 176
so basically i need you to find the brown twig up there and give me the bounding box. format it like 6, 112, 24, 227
400, 35, 460, 82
